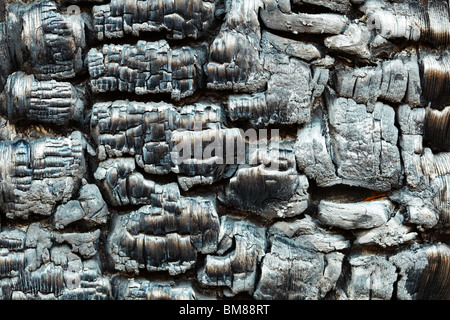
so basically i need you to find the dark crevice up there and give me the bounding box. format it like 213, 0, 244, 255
89, 89, 228, 108
391, 266, 401, 300
328, 50, 379, 68
291, 1, 364, 21
311, 184, 391, 204
215, 202, 271, 229
392, 104, 407, 187
0, 1, 6, 22
0, 208, 7, 232
290, 2, 341, 15
65, 68, 90, 87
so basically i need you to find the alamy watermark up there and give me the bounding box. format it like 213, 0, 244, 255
170, 121, 282, 172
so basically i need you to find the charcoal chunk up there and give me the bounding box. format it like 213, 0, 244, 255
107, 197, 219, 275
1, 1, 87, 81
198, 216, 266, 296
0, 72, 85, 126
87, 40, 205, 101
93, 0, 216, 40
0, 132, 86, 219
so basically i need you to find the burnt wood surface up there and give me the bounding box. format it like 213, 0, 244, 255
0, 0, 449, 301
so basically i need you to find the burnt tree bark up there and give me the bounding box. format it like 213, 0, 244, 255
0, 0, 448, 301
